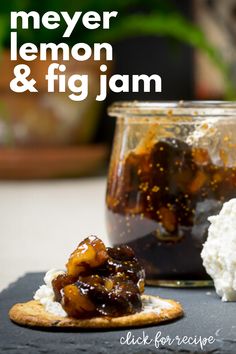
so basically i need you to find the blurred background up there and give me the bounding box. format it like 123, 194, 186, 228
0, 0, 236, 289
0, 0, 235, 178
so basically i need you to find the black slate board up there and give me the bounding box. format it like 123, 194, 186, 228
0, 273, 236, 354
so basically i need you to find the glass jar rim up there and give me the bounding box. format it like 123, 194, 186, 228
108, 100, 236, 117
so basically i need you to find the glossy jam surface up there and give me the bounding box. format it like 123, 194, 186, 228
52, 236, 145, 318
106, 138, 236, 281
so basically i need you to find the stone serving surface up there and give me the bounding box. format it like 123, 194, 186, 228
0, 273, 236, 354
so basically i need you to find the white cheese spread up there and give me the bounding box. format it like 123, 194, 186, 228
201, 198, 236, 301
142, 296, 173, 314
34, 269, 67, 317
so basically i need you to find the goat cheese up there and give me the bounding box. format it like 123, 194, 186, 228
201, 199, 236, 301
34, 269, 67, 317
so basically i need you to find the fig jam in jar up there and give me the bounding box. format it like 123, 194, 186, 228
106, 101, 236, 287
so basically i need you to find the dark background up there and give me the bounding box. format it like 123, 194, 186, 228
96, 1, 193, 144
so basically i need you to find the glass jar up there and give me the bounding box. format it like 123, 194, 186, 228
106, 101, 236, 287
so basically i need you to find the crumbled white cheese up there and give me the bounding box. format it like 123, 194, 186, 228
201, 199, 236, 301
142, 296, 173, 314
34, 269, 67, 317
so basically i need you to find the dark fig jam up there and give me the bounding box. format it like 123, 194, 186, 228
106, 101, 236, 284
52, 236, 145, 318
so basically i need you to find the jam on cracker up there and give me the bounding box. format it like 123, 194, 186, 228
52, 236, 145, 318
